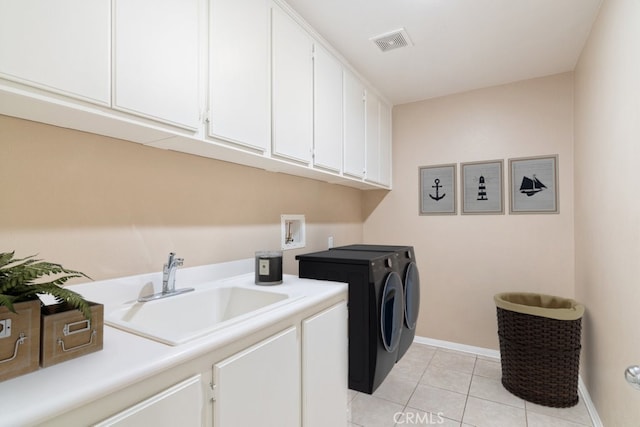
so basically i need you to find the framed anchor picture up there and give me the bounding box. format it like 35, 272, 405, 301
461, 160, 504, 215
509, 155, 559, 214
419, 163, 457, 215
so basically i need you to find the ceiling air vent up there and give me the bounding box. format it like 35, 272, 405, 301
370, 28, 412, 52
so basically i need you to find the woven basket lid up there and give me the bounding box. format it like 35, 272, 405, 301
494, 292, 584, 320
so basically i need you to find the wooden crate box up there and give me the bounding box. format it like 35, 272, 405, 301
0, 300, 41, 382
40, 301, 104, 368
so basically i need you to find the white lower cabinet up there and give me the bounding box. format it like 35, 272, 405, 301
36, 300, 347, 427
302, 302, 348, 427
95, 375, 203, 427
212, 302, 348, 427
213, 326, 300, 427
211, 302, 348, 427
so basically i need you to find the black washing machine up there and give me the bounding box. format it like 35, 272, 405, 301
296, 249, 404, 394
332, 245, 420, 361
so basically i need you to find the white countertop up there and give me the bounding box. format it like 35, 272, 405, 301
0, 259, 347, 426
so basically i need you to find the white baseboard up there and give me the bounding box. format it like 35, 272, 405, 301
578, 376, 604, 427
413, 335, 602, 427
413, 335, 500, 359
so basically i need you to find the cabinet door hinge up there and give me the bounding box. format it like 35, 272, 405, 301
208, 382, 217, 402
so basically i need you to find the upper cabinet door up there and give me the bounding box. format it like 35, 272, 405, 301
378, 100, 392, 187
113, 0, 201, 130
271, 4, 313, 164
343, 70, 366, 179
365, 90, 381, 184
313, 45, 343, 173
0, 0, 110, 105
364, 91, 393, 187
209, 0, 270, 151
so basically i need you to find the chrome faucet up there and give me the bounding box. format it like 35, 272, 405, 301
163, 252, 184, 294
138, 252, 194, 302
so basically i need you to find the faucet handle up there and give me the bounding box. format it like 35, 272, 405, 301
166, 252, 184, 267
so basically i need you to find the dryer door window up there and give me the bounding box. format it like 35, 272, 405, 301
404, 262, 420, 330
380, 272, 404, 352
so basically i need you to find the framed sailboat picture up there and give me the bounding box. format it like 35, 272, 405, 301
461, 160, 504, 214
419, 164, 457, 215
509, 155, 558, 214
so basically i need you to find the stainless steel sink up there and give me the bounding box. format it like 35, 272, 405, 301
105, 285, 300, 345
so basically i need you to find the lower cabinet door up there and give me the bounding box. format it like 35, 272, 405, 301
95, 375, 203, 427
302, 302, 348, 427
213, 326, 300, 427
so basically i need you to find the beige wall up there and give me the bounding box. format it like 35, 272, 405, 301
574, 0, 640, 424
364, 73, 575, 349
0, 115, 364, 280
6, 11, 638, 420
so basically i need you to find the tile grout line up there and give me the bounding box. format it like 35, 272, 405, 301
460, 354, 478, 426
415, 338, 599, 426
398, 349, 436, 423
351, 343, 595, 427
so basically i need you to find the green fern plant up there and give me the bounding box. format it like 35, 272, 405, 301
0, 251, 92, 319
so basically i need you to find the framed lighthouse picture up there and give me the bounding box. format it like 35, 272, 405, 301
509, 155, 558, 214
419, 164, 457, 215
461, 160, 504, 214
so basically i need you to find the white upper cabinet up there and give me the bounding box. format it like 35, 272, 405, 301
0, 0, 110, 105
365, 90, 392, 186
209, 0, 270, 151
378, 100, 392, 187
365, 90, 381, 183
0, 0, 391, 189
343, 70, 366, 179
113, 0, 201, 130
271, 3, 313, 164
313, 44, 343, 173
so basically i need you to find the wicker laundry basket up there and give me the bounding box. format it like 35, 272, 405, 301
494, 292, 585, 408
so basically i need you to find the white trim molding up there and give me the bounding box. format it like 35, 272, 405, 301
414, 335, 500, 359
578, 376, 604, 427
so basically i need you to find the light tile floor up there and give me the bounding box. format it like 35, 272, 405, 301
348, 343, 594, 427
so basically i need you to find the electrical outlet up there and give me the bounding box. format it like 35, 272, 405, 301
328, 236, 334, 248
0, 319, 11, 339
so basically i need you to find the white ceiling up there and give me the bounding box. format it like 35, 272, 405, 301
285, 0, 603, 105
